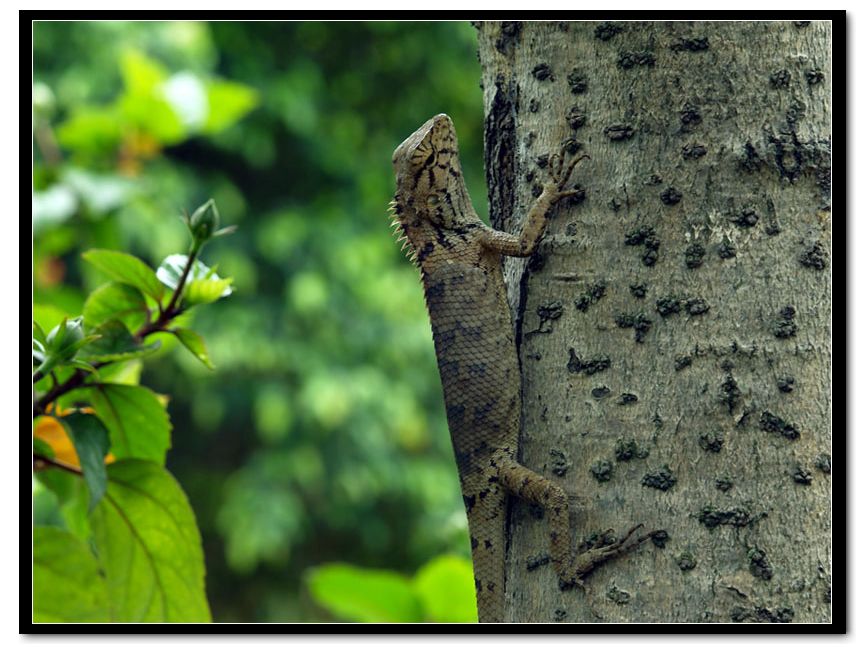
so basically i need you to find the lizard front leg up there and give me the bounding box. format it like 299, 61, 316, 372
480, 152, 589, 257
493, 450, 654, 589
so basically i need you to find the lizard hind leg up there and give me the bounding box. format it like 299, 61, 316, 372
494, 452, 653, 589
493, 453, 578, 586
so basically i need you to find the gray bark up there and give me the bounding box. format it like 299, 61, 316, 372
477, 20, 831, 623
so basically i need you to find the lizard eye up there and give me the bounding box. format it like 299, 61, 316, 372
426, 195, 440, 207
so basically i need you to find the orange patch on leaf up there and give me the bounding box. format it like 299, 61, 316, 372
34, 411, 115, 468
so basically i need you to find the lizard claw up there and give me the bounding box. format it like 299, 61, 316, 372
570, 523, 655, 580
547, 147, 590, 198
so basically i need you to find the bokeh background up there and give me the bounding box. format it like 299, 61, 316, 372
33, 21, 488, 622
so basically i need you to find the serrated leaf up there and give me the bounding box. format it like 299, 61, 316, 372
89, 384, 171, 464
79, 319, 161, 363
413, 555, 478, 623
98, 359, 143, 385
33, 475, 66, 529
306, 564, 422, 622
59, 413, 110, 510
173, 328, 214, 369
34, 527, 110, 623
83, 249, 164, 302
156, 254, 232, 305
90, 460, 211, 622
35, 468, 91, 542
83, 282, 149, 331
203, 79, 259, 134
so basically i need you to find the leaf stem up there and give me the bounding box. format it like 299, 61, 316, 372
164, 243, 201, 317
33, 453, 82, 476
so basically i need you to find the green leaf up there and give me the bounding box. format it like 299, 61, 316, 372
203, 79, 259, 134
34, 527, 111, 623
83, 249, 164, 302
59, 412, 111, 510
83, 282, 149, 331
33, 437, 55, 459
173, 327, 214, 369
98, 359, 143, 385
33, 475, 65, 528
79, 319, 161, 363
118, 91, 186, 145
185, 276, 234, 305
156, 254, 233, 305
116, 50, 185, 145
56, 106, 123, 156
413, 555, 478, 623
306, 564, 422, 622
90, 460, 211, 622
68, 358, 100, 375
36, 469, 91, 542
89, 384, 171, 464
119, 49, 168, 95
33, 304, 68, 335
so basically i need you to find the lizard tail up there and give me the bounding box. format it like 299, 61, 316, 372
465, 491, 508, 623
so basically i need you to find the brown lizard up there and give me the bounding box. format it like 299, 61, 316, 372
389, 114, 655, 623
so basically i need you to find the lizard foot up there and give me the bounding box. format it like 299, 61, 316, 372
548, 149, 590, 197
566, 523, 658, 584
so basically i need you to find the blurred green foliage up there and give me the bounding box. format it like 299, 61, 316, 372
33, 21, 485, 621
307, 555, 477, 622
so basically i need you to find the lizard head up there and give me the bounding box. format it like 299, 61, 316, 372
389, 114, 476, 263
391, 113, 458, 203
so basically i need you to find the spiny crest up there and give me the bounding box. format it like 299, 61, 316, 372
387, 196, 419, 266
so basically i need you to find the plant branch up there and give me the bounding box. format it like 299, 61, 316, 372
33, 305, 186, 417
33, 240, 204, 417
163, 244, 200, 317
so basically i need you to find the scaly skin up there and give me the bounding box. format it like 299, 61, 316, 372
390, 114, 654, 623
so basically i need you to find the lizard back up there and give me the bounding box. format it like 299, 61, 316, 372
423, 258, 520, 622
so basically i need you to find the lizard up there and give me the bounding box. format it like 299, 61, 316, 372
389, 113, 655, 623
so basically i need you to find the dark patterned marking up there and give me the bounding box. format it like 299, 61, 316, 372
433, 225, 451, 248
446, 403, 466, 423
463, 494, 476, 511
474, 400, 495, 424
426, 280, 445, 300
434, 328, 458, 351
417, 242, 435, 263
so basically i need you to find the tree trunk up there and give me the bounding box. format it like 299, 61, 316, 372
477, 20, 831, 623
